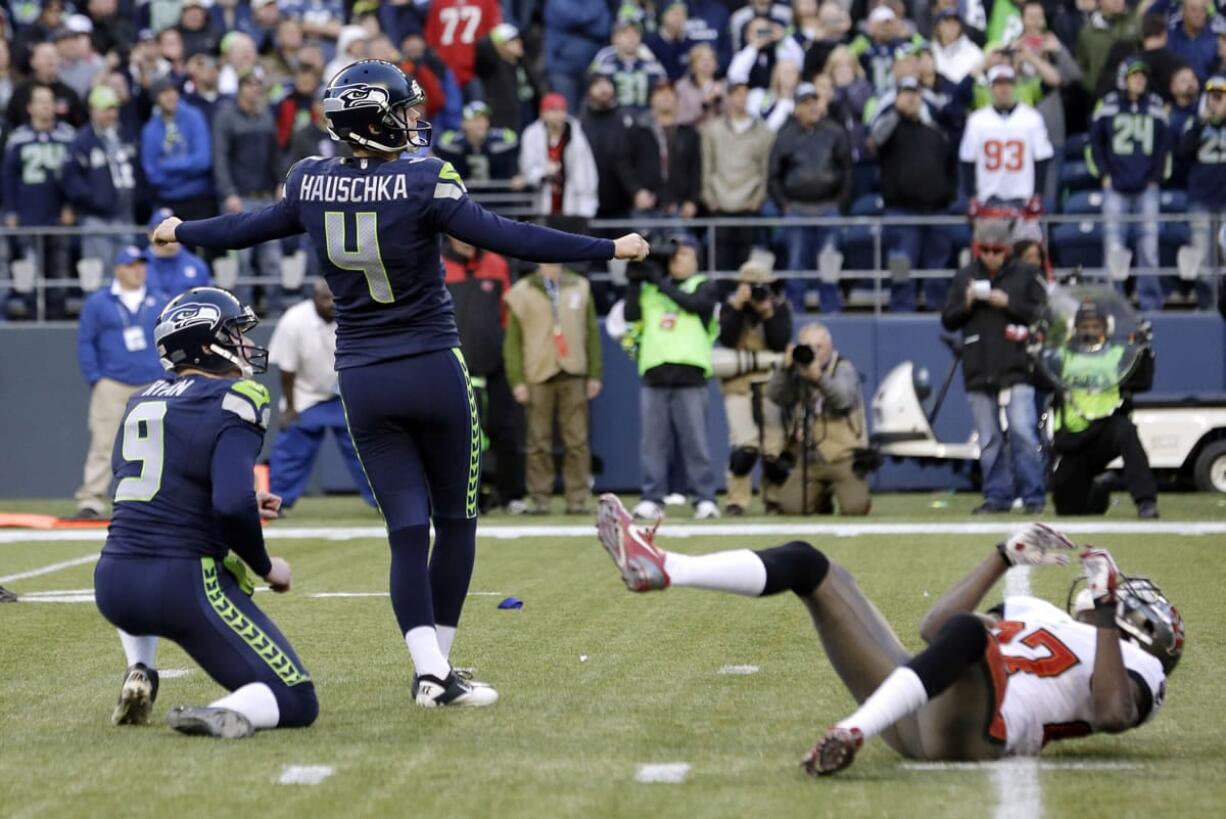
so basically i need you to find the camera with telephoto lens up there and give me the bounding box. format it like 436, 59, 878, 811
750, 284, 770, 303
792, 344, 816, 367
627, 233, 682, 282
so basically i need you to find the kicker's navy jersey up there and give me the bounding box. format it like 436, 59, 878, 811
175, 155, 616, 370
103, 375, 271, 565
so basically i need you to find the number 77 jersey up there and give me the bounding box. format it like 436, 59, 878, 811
958, 103, 1054, 202
991, 596, 1166, 756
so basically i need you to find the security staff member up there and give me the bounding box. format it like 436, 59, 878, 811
718, 260, 792, 515
1050, 299, 1159, 518
624, 235, 721, 521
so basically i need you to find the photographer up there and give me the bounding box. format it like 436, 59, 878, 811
1048, 299, 1159, 518
718, 261, 792, 516
624, 235, 721, 521
765, 322, 870, 516
941, 219, 1048, 515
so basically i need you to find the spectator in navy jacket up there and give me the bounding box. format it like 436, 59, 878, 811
646, 1, 696, 81
141, 75, 214, 221
73, 246, 167, 519
143, 208, 211, 300
1089, 57, 1171, 310
1179, 74, 1226, 309
544, 0, 612, 113
63, 85, 139, 273
6, 42, 87, 129
434, 101, 521, 182
1168, 0, 1220, 81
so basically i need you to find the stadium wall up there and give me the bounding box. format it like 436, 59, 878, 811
1, 314, 1222, 499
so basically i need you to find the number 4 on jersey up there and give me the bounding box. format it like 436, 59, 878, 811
325, 211, 393, 304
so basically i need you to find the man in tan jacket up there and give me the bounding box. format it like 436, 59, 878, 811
504, 263, 603, 514
766, 322, 870, 515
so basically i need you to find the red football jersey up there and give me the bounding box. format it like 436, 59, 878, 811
424, 0, 501, 86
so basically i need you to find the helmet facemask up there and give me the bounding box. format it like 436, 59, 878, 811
207, 307, 268, 377
1067, 575, 1184, 674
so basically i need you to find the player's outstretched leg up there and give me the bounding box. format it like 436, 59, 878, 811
112, 629, 159, 725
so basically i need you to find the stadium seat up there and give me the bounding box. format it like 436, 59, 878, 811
1050, 221, 1104, 268
1159, 189, 1188, 213
1064, 133, 1090, 160
851, 194, 884, 216
1063, 190, 1105, 214
1060, 160, 1096, 194
1158, 222, 1192, 267
842, 225, 881, 271
851, 161, 880, 200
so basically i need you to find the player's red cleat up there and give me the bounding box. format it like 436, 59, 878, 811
801, 726, 864, 777
595, 494, 671, 592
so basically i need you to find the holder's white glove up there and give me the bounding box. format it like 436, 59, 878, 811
1080, 547, 1120, 604
998, 523, 1077, 567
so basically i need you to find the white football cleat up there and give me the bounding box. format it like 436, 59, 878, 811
694, 500, 721, 520
414, 671, 499, 708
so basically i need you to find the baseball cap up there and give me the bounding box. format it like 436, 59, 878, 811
150, 74, 179, 97
935, 9, 962, 23
463, 100, 491, 120
114, 246, 146, 267
251, 0, 278, 8
88, 85, 120, 110
1206, 75, 1226, 92
987, 64, 1016, 84
148, 208, 175, 231
137, 28, 156, 42
66, 14, 93, 34
614, 4, 645, 30
795, 82, 819, 101
897, 76, 920, 92
540, 92, 567, 113
1124, 56, 1150, 76
490, 23, 520, 45
182, 0, 213, 9
869, 6, 897, 24
974, 219, 1013, 249
670, 233, 701, 250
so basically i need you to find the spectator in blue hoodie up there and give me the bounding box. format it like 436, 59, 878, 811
544, 0, 612, 113
1089, 57, 1171, 310
143, 208, 211, 300
63, 85, 139, 274
646, 1, 696, 81
140, 75, 215, 221
1168, 0, 1220, 81
73, 246, 167, 519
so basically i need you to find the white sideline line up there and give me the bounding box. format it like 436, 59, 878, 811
4, 519, 1226, 544
19, 593, 95, 603
277, 765, 334, 786
635, 763, 691, 784
900, 761, 1143, 772
0, 554, 98, 583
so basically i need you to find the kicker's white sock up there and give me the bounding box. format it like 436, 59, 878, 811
117, 629, 158, 668
210, 683, 280, 729
436, 625, 457, 660
405, 625, 451, 680
663, 549, 768, 596
836, 667, 929, 741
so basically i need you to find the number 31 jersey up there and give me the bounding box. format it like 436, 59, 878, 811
994, 596, 1166, 756
958, 103, 1054, 202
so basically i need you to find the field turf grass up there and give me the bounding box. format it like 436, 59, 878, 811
2, 494, 1225, 818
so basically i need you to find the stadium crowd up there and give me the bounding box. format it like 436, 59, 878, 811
1, 0, 1225, 319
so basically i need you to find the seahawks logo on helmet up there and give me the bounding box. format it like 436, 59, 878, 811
158, 302, 223, 333
326, 83, 391, 113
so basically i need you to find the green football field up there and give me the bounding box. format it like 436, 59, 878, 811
2, 494, 1225, 819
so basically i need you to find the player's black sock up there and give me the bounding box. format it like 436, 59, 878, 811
755, 541, 830, 597
905, 613, 989, 698
388, 524, 434, 633
429, 517, 477, 630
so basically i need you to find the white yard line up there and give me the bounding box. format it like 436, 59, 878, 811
4, 519, 1226, 545
900, 761, 1143, 772
0, 554, 98, 583
634, 763, 691, 784
277, 765, 335, 785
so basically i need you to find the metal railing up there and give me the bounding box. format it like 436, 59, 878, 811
1, 209, 1220, 322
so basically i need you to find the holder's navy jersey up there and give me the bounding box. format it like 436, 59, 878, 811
176, 155, 615, 370
103, 375, 270, 565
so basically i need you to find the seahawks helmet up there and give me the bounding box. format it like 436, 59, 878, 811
154, 287, 268, 377
323, 60, 431, 153
1068, 574, 1185, 674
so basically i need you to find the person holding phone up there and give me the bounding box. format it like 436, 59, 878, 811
941, 219, 1049, 515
